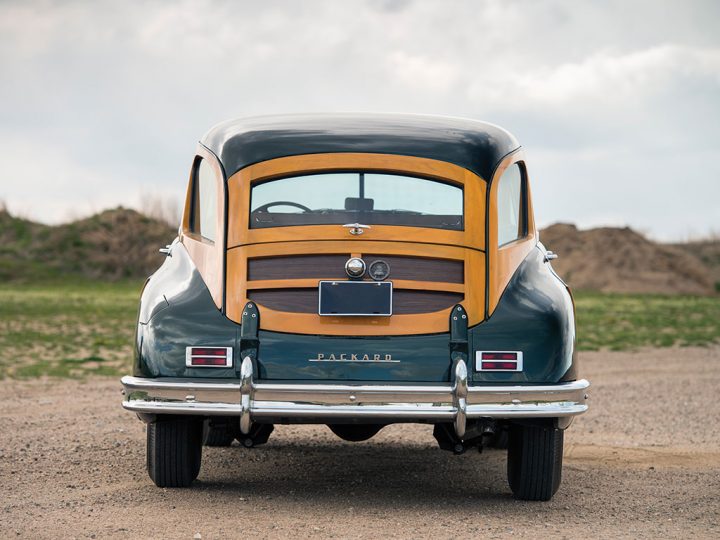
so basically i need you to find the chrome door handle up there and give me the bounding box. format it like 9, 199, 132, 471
159, 245, 172, 256
545, 250, 558, 261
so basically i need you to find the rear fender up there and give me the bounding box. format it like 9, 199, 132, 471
469, 246, 577, 384
134, 243, 239, 378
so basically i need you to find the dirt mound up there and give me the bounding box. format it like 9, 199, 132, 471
671, 239, 720, 290
540, 223, 716, 295
0, 207, 176, 281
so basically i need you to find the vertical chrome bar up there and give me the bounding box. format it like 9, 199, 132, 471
239, 356, 254, 434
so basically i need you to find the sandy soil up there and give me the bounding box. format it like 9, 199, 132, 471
1, 347, 719, 539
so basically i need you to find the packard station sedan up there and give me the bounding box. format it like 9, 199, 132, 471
121, 113, 589, 501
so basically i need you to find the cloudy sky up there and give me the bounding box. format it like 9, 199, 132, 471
1, 0, 718, 240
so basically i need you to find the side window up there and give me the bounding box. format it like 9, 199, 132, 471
496, 163, 526, 247
190, 158, 217, 242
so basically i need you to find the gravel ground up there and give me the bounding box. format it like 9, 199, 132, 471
1, 347, 719, 539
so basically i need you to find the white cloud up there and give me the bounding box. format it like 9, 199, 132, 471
467, 44, 720, 108
386, 51, 461, 93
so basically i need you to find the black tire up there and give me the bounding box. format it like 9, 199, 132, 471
203, 420, 236, 447
507, 423, 563, 501
147, 416, 203, 487
328, 424, 385, 442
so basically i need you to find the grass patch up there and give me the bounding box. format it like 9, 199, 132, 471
0, 282, 717, 378
574, 291, 720, 351
0, 280, 142, 379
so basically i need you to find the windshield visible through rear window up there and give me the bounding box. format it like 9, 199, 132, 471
249, 172, 463, 230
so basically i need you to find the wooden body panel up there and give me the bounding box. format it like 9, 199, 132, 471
222, 153, 488, 336
179, 144, 226, 308
487, 151, 538, 314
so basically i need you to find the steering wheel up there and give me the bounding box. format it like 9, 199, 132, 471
253, 201, 312, 213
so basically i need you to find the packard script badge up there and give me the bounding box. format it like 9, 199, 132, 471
309, 353, 399, 363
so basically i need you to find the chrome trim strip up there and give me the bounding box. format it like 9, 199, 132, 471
122, 375, 589, 436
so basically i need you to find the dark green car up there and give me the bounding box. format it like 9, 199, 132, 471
122, 113, 589, 500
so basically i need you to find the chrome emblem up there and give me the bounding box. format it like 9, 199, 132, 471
368, 260, 390, 281
345, 257, 366, 278
309, 353, 398, 363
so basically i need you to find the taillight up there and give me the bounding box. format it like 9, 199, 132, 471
475, 351, 523, 372
185, 347, 233, 368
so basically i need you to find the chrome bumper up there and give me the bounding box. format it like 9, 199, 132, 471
122, 358, 589, 437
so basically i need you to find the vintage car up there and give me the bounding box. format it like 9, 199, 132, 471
121, 113, 589, 500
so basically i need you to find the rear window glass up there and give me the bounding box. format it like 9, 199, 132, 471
250, 172, 463, 231
190, 158, 217, 242
497, 164, 526, 246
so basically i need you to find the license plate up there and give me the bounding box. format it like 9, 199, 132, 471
318, 281, 392, 316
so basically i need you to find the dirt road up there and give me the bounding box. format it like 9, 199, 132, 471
1, 347, 719, 539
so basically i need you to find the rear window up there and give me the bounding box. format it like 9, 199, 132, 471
189, 158, 217, 242
496, 163, 526, 246
250, 172, 463, 231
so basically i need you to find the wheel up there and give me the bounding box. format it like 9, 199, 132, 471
507, 422, 563, 501
147, 416, 203, 487
203, 419, 236, 447
328, 424, 385, 442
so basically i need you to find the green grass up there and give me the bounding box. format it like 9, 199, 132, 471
0, 282, 718, 378
0, 280, 142, 379
574, 291, 720, 351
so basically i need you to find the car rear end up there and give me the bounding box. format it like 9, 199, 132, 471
121, 115, 588, 500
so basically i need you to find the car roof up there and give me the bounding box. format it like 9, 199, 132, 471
201, 113, 520, 181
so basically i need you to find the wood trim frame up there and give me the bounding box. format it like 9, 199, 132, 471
179, 144, 226, 308
487, 151, 537, 315
227, 153, 485, 250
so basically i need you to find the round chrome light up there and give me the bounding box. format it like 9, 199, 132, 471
368, 260, 390, 281
345, 257, 366, 278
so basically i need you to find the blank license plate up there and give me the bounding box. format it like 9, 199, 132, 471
318, 281, 392, 316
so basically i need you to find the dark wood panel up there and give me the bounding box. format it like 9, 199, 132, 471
248, 255, 350, 280
249, 288, 462, 315
363, 255, 464, 284
249, 289, 318, 313
391, 290, 463, 314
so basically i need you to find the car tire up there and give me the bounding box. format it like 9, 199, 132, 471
147, 416, 203, 487
203, 420, 236, 447
507, 423, 563, 501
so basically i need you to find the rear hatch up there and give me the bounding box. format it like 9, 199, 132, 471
225, 163, 486, 382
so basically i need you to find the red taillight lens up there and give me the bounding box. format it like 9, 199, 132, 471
475, 351, 523, 372
190, 348, 228, 357
191, 357, 228, 366
481, 352, 517, 361
481, 361, 517, 370
186, 347, 233, 368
